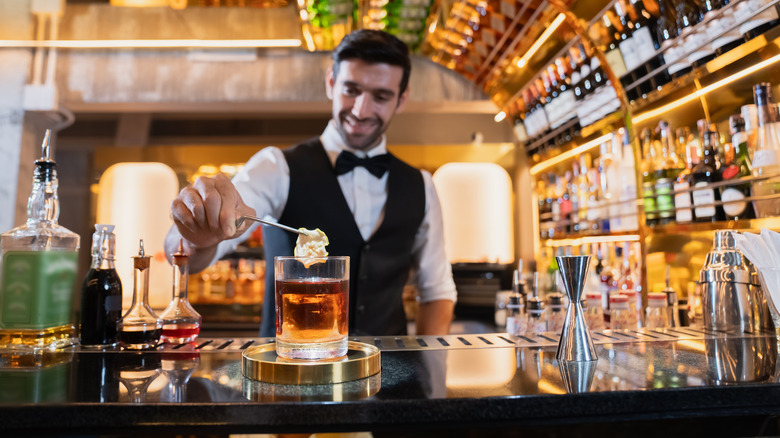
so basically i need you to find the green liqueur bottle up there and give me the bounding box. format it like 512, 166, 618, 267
654, 120, 682, 225
0, 130, 80, 350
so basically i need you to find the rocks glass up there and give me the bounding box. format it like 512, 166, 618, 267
274, 256, 349, 360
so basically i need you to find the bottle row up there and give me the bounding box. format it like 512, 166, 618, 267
509, 0, 780, 147
428, 0, 543, 76
500, 242, 706, 337
537, 81, 780, 239
190, 258, 266, 306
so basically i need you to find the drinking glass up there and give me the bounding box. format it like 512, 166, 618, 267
275, 256, 349, 360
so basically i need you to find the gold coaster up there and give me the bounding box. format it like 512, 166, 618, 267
242, 341, 380, 385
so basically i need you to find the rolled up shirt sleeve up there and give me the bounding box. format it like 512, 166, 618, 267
211, 146, 290, 263
411, 170, 457, 304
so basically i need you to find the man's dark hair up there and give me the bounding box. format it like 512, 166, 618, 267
332, 29, 412, 96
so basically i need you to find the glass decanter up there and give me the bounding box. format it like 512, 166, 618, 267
159, 239, 202, 344
0, 129, 80, 350
117, 240, 162, 350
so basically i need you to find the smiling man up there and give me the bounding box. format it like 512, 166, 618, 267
165, 30, 457, 337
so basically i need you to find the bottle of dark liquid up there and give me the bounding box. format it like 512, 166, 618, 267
117, 240, 162, 350
159, 239, 202, 344
691, 120, 726, 222
79, 224, 122, 348
720, 115, 756, 221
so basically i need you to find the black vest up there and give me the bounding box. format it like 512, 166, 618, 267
260, 138, 425, 336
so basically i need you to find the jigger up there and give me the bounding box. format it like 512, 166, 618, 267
556, 255, 598, 362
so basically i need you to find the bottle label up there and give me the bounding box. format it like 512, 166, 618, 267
619, 38, 638, 72
753, 149, 780, 168
604, 48, 628, 77
506, 316, 527, 336
674, 181, 693, 222
642, 182, 657, 219
655, 178, 674, 218
721, 186, 747, 216
632, 27, 656, 64
0, 251, 78, 329
692, 181, 717, 218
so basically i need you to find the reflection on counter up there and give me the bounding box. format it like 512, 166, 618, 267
0, 351, 73, 403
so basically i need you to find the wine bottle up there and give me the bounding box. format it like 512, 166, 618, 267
673, 127, 696, 223
691, 120, 726, 222
720, 115, 756, 221
751, 82, 780, 217
641, 128, 659, 226
654, 120, 683, 224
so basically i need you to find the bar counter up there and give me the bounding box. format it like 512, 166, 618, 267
3, 327, 780, 437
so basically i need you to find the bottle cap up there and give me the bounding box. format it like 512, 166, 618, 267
92, 224, 116, 262
648, 292, 668, 307
547, 293, 564, 306
585, 291, 602, 302
610, 294, 629, 310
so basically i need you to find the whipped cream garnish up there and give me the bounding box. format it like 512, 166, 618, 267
294, 228, 329, 267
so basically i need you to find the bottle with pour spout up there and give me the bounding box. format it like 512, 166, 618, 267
159, 239, 202, 344
79, 224, 122, 348
117, 240, 162, 350
0, 129, 80, 350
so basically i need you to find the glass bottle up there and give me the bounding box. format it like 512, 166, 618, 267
0, 129, 80, 351
506, 293, 527, 336
159, 240, 202, 344
117, 240, 162, 350
609, 294, 632, 330
645, 292, 670, 329
546, 292, 565, 332
674, 127, 696, 223
751, 83, 780, 217
585, 291, 605, 331
654, 120, 682, 224
527, 272, 547, 335
721, 115, 756, 221
691, 120, 726, 222
641, 128, 659, 226
80, 224, 122, 348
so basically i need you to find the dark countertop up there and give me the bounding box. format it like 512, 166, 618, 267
2, 327, 780, 437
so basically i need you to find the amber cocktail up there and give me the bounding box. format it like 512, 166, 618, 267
275, 256, 349, 360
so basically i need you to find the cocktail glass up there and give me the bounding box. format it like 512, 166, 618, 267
275, 256, 349, 360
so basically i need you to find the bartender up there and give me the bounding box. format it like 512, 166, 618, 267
165, 29, 457, 336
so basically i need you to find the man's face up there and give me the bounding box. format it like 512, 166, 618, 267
326, 59, 409, 151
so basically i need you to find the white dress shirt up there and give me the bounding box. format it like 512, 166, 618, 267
214, 120, 457, 304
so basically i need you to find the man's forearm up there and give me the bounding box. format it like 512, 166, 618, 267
415, 299, 454, 335
164, 225, 218, 274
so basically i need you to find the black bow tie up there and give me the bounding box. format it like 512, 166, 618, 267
334, 151, 390, 178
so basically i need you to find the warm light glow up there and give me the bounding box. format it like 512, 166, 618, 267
494, 111, 506, 122
537, 380, 566, 394
0, 39, 302, 49
516, 13, 566, 69
433, 163, 514, 264
544, 234, 641, 247
633, 53, 780, 124
677, 339, 706, 353
97, 163, 179, 311
529, 133, 613, 176
445, 349, 516, 389
110, 0, 169, 6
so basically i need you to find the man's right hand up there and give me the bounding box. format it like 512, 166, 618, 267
170, 173, 256, 250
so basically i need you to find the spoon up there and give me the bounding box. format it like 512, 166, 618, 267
235, 215, 306, 236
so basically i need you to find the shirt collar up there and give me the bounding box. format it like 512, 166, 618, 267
320, 119, 388, 167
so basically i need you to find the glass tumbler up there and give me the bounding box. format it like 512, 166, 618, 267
275, 256, 349, 360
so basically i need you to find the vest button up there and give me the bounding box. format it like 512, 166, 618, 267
357, 305, 366, 313
359, 274, 368, 282
363, 244, 371, 251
